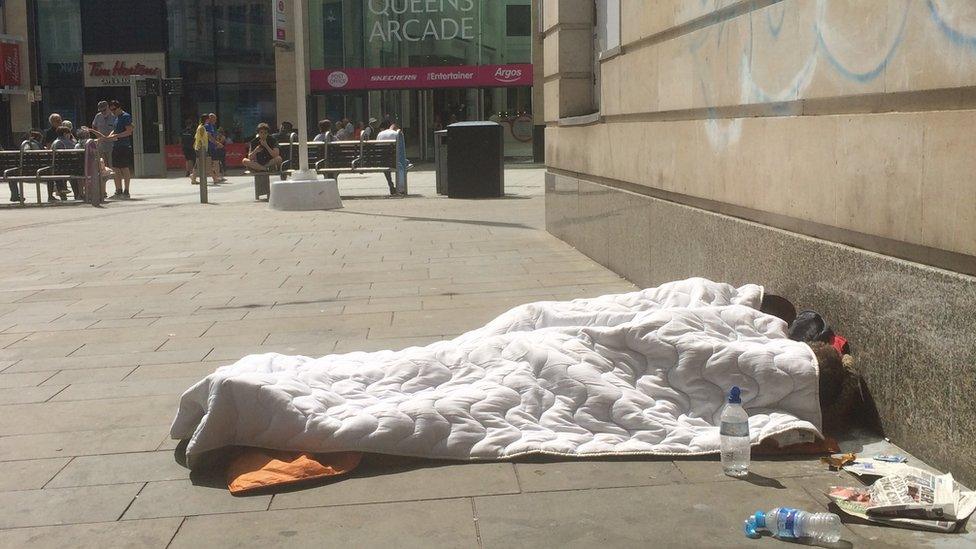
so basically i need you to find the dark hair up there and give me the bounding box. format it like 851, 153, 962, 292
379, 120, 392, 130
317, 119, 332, 132
108, 100, 122, 109
199, 114, 209, 124
28, 129, 42, 141
280, 121, 293, 129
257, 122, 271, 132
57, 126, 72, 137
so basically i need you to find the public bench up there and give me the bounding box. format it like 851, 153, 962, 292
1, 149, 87, 205
274, 139, 403, 195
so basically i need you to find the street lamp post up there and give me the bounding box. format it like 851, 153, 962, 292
292, 0, 314, 180
269, 0, 342, 210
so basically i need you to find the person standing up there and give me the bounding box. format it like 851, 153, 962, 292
204, 114, 224, 183
42, 113, 62, 148
104, 100, 134, 199
191, 115, 209, 185
91, 101, 116, 170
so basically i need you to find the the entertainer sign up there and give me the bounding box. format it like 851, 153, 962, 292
311, 64, 533, 91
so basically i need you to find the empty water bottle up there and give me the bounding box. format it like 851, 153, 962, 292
720, 386, 750, 477
744, 508, 842, 543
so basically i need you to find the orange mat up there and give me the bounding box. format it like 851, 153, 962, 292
227, 449, 362, 495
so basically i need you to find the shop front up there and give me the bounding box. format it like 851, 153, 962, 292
308, 0, 534, 160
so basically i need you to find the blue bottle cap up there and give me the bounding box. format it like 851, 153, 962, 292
728, 386, 742, 404
743, 511, 765, 539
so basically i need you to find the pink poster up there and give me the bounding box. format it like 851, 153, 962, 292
311, 64, 533, 92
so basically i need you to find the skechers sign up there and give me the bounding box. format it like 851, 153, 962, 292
311, 64, 533, 91
368, 0, 476, 42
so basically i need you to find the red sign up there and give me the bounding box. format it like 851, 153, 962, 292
87, 61, 160, 79
0, 42, 21, 87
311, 64, 533, 92
164, 143, 249, 170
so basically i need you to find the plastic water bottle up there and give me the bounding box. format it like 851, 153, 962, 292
744, 508, 842, 543
720, 386, 750, 477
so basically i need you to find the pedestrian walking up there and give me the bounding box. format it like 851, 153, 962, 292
91, 100, 116, 170
191, 115, 209, 185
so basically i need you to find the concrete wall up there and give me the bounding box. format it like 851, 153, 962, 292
544, 0, 976, 272
543, 1, 976, 485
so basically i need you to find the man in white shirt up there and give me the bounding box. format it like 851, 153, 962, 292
375, 120, 403, 196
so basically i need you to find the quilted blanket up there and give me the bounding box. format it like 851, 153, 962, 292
171, 278, 822, 467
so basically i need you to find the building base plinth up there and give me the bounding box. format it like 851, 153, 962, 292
269, 178, 342, 211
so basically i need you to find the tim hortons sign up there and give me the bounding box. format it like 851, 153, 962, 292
83, 53, 166, 87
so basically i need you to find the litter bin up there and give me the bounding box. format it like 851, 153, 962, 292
434, 130, 448, 195
446, 121, 504, 198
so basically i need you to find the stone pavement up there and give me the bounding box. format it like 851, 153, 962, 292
0, 168, 972, 548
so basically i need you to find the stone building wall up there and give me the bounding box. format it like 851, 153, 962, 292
543, 0, 976, 485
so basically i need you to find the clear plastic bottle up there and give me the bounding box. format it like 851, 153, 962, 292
720, 386, 750, 477
744, 508, 842, 543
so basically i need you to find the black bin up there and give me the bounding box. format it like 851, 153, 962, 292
446, 121, 504, 198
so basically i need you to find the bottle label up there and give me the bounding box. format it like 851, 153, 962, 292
776, 508, 800, 538
720, 421, 749, 437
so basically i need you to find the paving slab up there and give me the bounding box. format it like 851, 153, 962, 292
0, 426, 168, 461
49, 377, 201, 402
169, 498, 477, 549
39, 366, 136, 386
0, 385, 65, 405
0, 458, 70, 491
271, 456, 519, 510
0, 517, 182, 549
47, 451, 190, 488
474, 481, 868, 549
0, 370, 53, 388
122, 479, 271, 520
514, 458, 686, 492
0, 483, 143, 528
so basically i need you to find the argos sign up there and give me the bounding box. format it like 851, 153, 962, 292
311, 64, 533, 91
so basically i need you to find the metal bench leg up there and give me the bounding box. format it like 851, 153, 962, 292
35, 181, 42, 204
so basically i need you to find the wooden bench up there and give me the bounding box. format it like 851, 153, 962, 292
2, 149, 88, 205
278, 142, 325, 180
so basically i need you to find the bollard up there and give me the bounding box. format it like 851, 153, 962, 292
198, 148, 208, 204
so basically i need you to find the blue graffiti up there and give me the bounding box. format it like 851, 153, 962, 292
927, 0, 976, 49
814, 4, 910, 83
766, 4, 786, 38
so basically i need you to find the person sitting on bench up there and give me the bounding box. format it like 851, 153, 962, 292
242, 123, 281, 173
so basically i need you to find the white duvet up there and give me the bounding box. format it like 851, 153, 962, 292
171, 278, 822, 466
